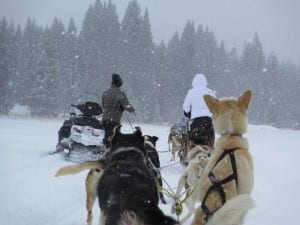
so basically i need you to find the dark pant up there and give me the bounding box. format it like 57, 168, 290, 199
189, 116, 215, 147
102, 119, 120, 148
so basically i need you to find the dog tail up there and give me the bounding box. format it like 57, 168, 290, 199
54, 161, 104, 177
207, 194, 255, 225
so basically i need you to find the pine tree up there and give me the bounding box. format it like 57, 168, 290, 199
263, 53, 281, 125
179, 21, 196, 77
195, 25, 206, 73
213, 41, 228, 96
202, 27, 218, 77
11, 25, 23, 105
19, 18, 44, 112
48, 17, 66, 112
226, 46, 241, 96
98, 0, 121, 93
63, 18, 80, 105
0, 17, 11, 113
120, 0, 142, 81
240, 33, 266, 123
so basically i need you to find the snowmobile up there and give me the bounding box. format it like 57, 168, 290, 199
53, 101, 106, 163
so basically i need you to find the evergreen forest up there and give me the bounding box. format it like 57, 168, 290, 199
0, 0, 299, 128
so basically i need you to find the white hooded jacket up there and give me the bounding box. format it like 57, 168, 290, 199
183, 74, 215, 120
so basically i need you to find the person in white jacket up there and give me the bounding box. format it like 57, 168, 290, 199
182, 73, 215, 148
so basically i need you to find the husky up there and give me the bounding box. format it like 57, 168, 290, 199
55, 127, 178, 225
168, 132, 182, 161
144, 135, 167, 204
188, 90, 255, 225
171, 145, 212, 224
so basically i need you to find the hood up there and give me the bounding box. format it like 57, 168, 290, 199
192, 73, 207, 88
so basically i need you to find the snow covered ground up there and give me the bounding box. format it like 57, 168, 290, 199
0, 116, 299, 225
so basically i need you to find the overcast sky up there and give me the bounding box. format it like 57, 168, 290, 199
1, 0, 299, 63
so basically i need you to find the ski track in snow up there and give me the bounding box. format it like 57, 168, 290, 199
0, 116, 299, 225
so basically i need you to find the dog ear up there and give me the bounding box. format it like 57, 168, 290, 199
114, 125, 122, 134
152, 136, 159, 143
110, 125, 122, 141
238, 90, 252, 111
134, 126, 143, 137
203, 94, 219, 114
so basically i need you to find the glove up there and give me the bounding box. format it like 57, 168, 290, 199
184, 111, 191, 119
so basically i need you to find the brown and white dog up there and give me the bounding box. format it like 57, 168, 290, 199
171, 145, 212, 224
168, 132, 182, 161
55, 161, 104, 225
187, 90, 255, 225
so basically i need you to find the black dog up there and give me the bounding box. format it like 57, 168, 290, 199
144, 135, 167, 204
98, 127, 178, 225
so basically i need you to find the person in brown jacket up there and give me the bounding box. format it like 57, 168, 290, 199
101, 73, 135, 148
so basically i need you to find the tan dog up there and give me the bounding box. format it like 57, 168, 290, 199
188, 90, 255, 225
171, 145, 212, 224
168, 132, 182, 161
179, 139, 200, 165
55, 161, 104, 225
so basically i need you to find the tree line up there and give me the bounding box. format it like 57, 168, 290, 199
0, 0, 299, 128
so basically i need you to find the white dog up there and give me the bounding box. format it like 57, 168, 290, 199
171, 145, 212, 224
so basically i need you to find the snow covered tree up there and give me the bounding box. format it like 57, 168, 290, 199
120, 0, 155, 122
0, 17, 12, 113
18, 18, 44, 112
63, 18, 80, 105
179, 21, 196, 78
240, 33, 266, 123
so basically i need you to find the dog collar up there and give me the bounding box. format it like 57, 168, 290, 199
221, 133, 242, 137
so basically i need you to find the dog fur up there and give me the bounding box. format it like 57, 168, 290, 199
144, 135, 167, 204
168, 132, 182, 161
55, 161, 104, 225
55, 135, 166, 225
187, 90, 255, 225
55, 127, 177, 225
97, 127, 178, 225
171, 145, 212, 224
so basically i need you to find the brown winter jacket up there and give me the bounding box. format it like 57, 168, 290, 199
101, 86, 135, 123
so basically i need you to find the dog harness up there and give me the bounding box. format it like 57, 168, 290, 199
201, 148, 239, 223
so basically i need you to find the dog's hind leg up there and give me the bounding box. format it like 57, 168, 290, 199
86, 169, 103, 225
191, 207, 204, 225
99, 211, 106, 225
171, 147, 176, 161
179, 198, 195, 224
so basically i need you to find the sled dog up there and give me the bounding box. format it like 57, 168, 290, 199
144, 135, 167, 204
188, 90, 255, 225
55, 161, 104, 225
96, 126, 178, 225
171, 145, 212, 224
55, 127, 177, 225
168, 132, 182, 161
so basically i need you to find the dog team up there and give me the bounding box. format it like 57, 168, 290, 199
55, 73, 255, 225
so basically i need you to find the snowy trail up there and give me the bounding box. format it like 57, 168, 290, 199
0, 117, 300, 225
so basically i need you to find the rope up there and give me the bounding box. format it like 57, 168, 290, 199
151, 161, 199, 220
148, 159, 180, 172
159, 180, 197, 219
124, 112, 134, 132
160, 161, 180, 170
157, 150, 170, 153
